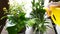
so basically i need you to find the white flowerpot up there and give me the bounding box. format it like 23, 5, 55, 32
25, 26, 33, 34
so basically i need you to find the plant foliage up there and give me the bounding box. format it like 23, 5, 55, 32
26, 0, 48, 34
6, 0, 27, 34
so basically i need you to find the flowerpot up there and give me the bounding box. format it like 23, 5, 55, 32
35, 31, 43, 34
7, 26, 26, 34
18, 28, 26, 34
25, 26, 33, 34
33, 29, 44, 34
18, 32, 25, 34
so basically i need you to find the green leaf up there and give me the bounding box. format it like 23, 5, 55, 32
27, 18, 36, 26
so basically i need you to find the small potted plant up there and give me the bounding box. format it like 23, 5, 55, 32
6, 1, 27, 34
26, 0, 48, 34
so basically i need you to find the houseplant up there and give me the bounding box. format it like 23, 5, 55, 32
6, 0, 27, 34
26, 0, 49, 34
